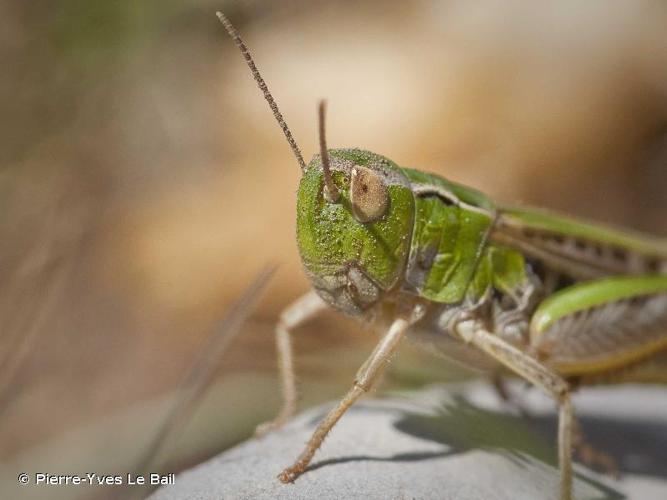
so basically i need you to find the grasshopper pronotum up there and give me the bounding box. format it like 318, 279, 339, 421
217, 12, 667, 500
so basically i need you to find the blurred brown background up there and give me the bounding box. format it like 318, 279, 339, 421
1, 1, 666, 499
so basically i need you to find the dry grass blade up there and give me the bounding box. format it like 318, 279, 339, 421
129, 265, 277, 497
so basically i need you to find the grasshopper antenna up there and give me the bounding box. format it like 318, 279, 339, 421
216, 12, 307, 172
318, 100, 339, 202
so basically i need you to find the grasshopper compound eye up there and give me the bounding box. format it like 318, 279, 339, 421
317, 100, 387, 222
350, 166, 389, 223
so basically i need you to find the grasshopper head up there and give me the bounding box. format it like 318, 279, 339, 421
297, 148, 415, 315
216, 16, 414, 315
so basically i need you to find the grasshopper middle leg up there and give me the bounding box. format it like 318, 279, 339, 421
456, 319, 574, 500
255, 291, 327, 437
278, 315, 413, 483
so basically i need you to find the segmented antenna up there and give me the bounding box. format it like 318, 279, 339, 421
216, 12, 306, 172
318, 100, 339, 202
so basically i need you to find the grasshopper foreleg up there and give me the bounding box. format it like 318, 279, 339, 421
278, 311, 420, 483
255, 291, 327, 438
455, 319, 573, 500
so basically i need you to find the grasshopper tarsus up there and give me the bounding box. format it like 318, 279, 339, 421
277, 465, 304, 484
254, 417, 288, 439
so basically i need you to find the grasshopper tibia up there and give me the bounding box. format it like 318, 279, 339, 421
278, 314, 415, 483
255, 291, 327, 438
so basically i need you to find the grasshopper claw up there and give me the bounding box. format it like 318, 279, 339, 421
277, 471, 294, 484
278, 464, 305, 484
254, 420, 281, 438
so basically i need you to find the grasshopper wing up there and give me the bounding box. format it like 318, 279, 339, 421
492, 207, 667, 279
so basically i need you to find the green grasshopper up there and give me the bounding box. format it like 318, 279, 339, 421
217, 12, 667, 500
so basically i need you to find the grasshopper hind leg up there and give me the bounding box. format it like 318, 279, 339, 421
255, 291, 327, 437
526, 276, 667, 480
530, 275, 667, 376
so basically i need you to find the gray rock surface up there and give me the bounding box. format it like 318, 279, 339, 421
151, 383, 667, 500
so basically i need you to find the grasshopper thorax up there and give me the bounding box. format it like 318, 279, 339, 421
297, 149, 415, 315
